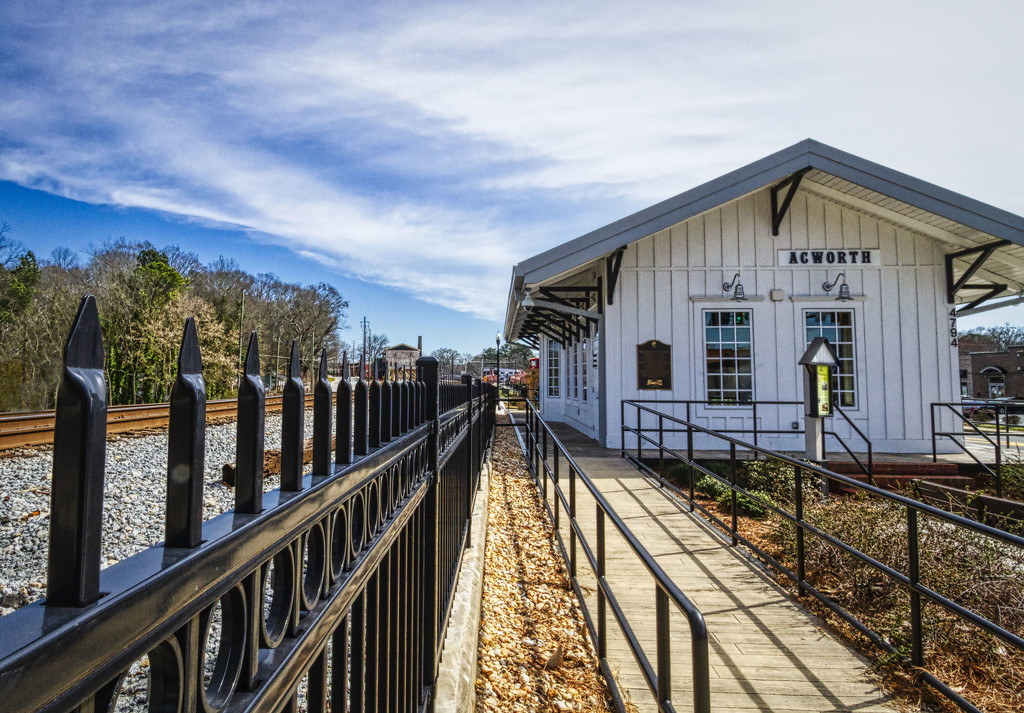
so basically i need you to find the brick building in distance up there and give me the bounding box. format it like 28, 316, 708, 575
959, 333, 1024, 399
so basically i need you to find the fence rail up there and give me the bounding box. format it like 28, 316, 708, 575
0, 295, 495, 713
619, 398, 873, 478
506, 397, 711, 713
622, 399, 1024, 713
931, 400, 1010, 496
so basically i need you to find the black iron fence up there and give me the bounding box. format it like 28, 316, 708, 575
622, 400, 1024, 713
505, 397, 711, 713
0, 295, 495, 713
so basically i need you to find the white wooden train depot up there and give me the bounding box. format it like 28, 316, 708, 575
503, 140, 1024, 454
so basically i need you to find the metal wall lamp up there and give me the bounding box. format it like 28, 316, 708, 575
723, 273, 747, 301
823, 272, 852, 301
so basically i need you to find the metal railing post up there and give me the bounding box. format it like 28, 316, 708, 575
336, 355, 353, 467
416, 355, 440, 707
620, 399, 625, 458
658, 414, 665, 487
753, 401, 759, 453
311, 349, 333, 475
368, 378, 382, 449
656, 586, 671, 708
729, 443, 738, 547
165, 317, 206, 549
47, 296, 107, 607
542, 426, 549, 501
596, 507, 607, 661
463, 374, 474, 541
281, 341, 306, 491
354, 374, 369, 456
795, 465, 806, 597
930, 404, 937, 463
908, 507, 923, 668
569, 464, 577, 579
236, 331, 265, 514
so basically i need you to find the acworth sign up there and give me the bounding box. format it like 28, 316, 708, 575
778, 249, 881, 266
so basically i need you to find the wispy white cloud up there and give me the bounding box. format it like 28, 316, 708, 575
2, 1, 1023, 322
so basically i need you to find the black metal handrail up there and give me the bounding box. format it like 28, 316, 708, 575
620, 398, 873, 476
622, 399, 1024, 713
0, 295, 496, 713
931, 401, 1005, 497
827, 405, 874, 480
505, 397, 711, 713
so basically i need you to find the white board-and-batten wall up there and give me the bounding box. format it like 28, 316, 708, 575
540, 185, 961, 454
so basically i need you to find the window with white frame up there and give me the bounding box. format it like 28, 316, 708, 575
704, 310, 753, 403
581, 338, 588, 401
572, 341, 579, 400
546, 340, 561, 397
804, 310, 856, 407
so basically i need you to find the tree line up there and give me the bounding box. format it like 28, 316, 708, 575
0, 225, 348, 411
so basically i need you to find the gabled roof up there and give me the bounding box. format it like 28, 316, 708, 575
385, 343, 419, 352
505, 139, 1024, 342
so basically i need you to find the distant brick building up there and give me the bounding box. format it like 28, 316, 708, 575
385, 342, 421, 375
959, 343, 1024, 399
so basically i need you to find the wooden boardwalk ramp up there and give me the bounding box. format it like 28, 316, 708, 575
540, 423, 895, 713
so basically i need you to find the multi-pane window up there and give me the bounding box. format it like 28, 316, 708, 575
805, 310, 856, 407
581, 339, 588, 401
705, 310, 753, 403
547, 340, 561, 397
572, 342, 579, 400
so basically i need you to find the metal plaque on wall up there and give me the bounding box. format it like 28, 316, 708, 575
637, 340, 672, 390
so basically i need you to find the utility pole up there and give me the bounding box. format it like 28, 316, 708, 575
361, 316, 370, 373
237, 291, 246, 388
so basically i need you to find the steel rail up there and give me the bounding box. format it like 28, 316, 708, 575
0, 396, 285, 450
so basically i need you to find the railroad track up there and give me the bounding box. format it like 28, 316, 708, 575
0, 395, 285, 451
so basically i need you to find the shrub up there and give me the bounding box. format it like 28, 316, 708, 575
999, 457, 1024, 503
742, 458, 797, 505
694, 474, 727, 499
716, 488, 774, 519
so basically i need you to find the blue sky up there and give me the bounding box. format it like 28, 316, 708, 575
2, 1, 1023, 353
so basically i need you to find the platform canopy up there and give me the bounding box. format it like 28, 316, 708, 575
504, 139, 1024, 346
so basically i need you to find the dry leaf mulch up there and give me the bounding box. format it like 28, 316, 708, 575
476, 421, 616, 713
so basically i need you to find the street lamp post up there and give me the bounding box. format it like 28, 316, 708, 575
495, 332, 501, 389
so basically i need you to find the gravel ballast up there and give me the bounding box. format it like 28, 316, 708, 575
0, 413, 312, 616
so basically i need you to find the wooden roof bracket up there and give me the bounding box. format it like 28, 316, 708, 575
770, 167, 811, 236
959, 282, 1009, 312
605, 248, 625, 305
944, 239, 1011, 303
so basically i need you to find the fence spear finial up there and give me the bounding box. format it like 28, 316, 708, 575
165, 317, 206, 548
236, 331, 265, 514
48, 295, 107, 606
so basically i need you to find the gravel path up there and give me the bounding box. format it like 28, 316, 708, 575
0, 413, 313, 616
476, 421, 617, 712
